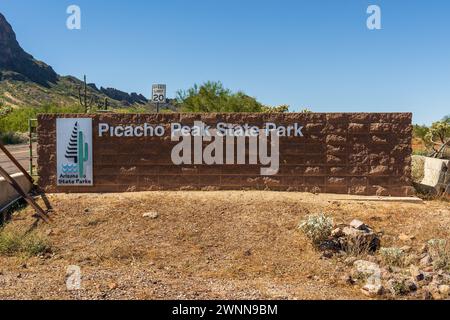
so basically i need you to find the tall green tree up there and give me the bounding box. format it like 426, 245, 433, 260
176, 81, 265, 113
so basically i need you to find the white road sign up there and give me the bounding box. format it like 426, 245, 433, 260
152, 84, 166, 103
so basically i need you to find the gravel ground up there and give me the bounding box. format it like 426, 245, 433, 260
0, 191, 448, 300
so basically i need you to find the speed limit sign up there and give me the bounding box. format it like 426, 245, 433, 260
152, 84, 166, 103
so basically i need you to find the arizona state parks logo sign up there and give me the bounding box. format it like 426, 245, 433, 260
56, 118, 93, 186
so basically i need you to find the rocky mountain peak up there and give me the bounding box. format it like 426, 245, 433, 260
0, 12, 150, 107
0, 12, 58, 87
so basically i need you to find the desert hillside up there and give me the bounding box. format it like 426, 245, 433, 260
0, 12, 152, 110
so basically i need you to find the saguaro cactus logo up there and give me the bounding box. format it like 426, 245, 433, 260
57, 118, 93, 186
64, 122, 89, 177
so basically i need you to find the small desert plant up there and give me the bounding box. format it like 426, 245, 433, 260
388, 278, 410, 296
0, 228, 50, 257
411, 156, 425, 182
298, 213, 333, 246
428, 239, 449, 270
380, 247, 405, 267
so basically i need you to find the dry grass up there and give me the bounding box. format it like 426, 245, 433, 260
0, 226, 50, 257
341, 236, 374, 258
379, 247, 405, 267
428, 239, 450, 271
0, 191, 449, 300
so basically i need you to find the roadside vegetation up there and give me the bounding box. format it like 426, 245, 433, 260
176, 81, 292, 113
0, 132, 28, 145
413, 116, 450, 159
0, 104, 84, 144
0, 104, 83, 133
176, 81, 264, 113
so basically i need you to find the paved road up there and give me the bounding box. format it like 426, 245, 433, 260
0, 144, 36, 175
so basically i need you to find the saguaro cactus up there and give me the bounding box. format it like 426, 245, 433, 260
98, 97, 108, 111
77, 131, 89, 177
78, 75, 94, 113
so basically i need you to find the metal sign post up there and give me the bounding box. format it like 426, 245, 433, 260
0, 143, 52, 223
0, 142, 53, 221
152, 84, 166, 113
0, 166, 51, 223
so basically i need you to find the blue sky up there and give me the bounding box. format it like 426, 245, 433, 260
0, 0, 449, 124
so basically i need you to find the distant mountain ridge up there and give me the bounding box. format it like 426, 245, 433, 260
87, 83, 148, 106
0, 12, 149, 108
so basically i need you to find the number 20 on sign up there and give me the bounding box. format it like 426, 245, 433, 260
152, 84, 166, 103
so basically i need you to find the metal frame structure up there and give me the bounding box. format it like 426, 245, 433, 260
28, 118, 38, 176
0, 142, 52, 223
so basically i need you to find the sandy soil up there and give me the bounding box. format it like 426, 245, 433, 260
0, 191, 449, 300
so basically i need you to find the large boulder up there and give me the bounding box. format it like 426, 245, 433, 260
317, 220, 381, 257
340, 223, 381, 253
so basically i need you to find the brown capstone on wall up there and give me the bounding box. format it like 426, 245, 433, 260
37, 113, 414, 196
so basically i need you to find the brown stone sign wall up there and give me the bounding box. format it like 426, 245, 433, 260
37, 113, 414, 196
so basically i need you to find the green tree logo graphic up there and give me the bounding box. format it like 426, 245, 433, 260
65, 122, 89, 177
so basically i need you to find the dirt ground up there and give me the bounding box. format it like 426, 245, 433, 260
0, 191, 449, 300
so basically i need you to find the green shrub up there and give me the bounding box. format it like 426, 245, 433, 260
425, 120, 450, 159
0, 105, 84, 133
0, 104, 13, 117
0, 231, 21, 255
0, 132, 28, 145
298, 213, 334, 246
261, 104, 290, 113
176, 81, 265, 113
388, 278, 410, 296
413, 124, 429, 140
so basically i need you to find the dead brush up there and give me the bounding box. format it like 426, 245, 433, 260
428, 239, 450, 270
341, 236, 374, 258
